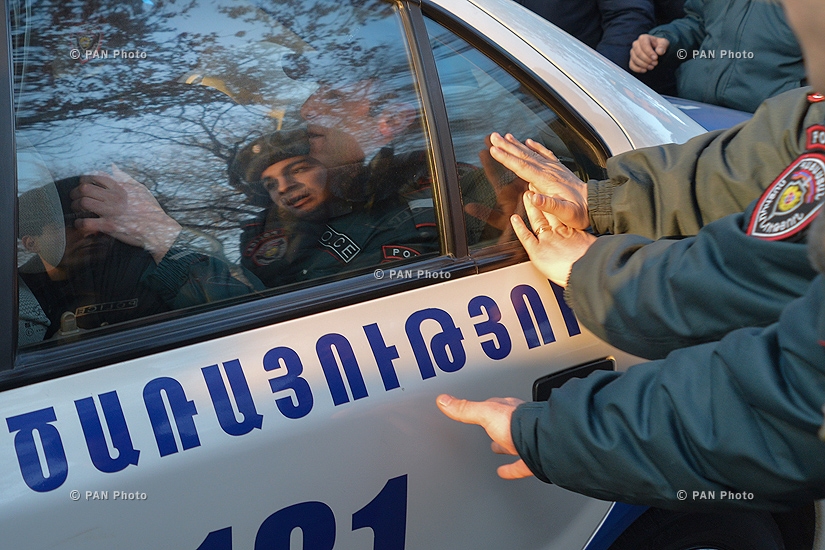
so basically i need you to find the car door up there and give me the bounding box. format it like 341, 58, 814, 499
1, 0, 656, 548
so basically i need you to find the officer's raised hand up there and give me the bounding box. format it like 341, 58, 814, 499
488, 132, 589, 229
511, 191, 596, 287
436, 394, 534, 480
71, 165, 182, 263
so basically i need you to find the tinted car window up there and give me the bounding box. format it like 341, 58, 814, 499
14, 0, 438, 348
424, 17, 604, 248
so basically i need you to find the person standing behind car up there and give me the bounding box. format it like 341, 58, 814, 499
630, 0, 805, 112
515, 0, 659, 72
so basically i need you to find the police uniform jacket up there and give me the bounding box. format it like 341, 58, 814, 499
240, 149, 439, 288
240, 195, 437, 288
569, 87, 825, 359
511, 87, 825, 510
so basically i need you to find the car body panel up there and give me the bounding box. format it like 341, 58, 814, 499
454, 0, 707, 148
424, 0, 636, 156
665, 95, 753, 131
1, 262, 639, 548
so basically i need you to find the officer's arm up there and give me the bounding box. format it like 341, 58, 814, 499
142, 230, 264, 307
589, 88, 823, 238
646, 0, 706, 54
512, 277, 825, 511
565, 208, 816, 359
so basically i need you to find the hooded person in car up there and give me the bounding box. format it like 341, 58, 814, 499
18, 176, 258, 341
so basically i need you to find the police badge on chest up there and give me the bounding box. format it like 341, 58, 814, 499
245, 229, 289, 266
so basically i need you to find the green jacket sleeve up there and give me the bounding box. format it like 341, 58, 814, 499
566, 203, 818, 359
141, 230, 264, 308
648, 0, 705, 53
588, 88, 825, 238
512, 276, 825, 511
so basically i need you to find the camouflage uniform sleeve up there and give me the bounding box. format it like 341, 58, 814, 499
18, 276, 50, 346
513, 276, 825, 511
588, 87, 825, 238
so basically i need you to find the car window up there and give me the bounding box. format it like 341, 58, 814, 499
13, 0, 438, 349
423, 17, 605, 248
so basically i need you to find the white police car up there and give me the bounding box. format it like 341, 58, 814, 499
2, 0, 816, 548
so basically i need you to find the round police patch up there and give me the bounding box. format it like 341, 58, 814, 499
244, 230, 288, 266
747, 153, 825, 240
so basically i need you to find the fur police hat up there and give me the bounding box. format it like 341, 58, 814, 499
228, 129, 311, 207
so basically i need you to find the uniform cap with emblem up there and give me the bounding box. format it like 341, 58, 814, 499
228, 129, 311, 207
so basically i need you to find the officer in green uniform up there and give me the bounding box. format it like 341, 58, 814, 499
496, 86, 825, 360
230, 129, 438, 288
437, 0, 825, 510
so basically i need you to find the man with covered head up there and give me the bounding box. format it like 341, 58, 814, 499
229, 128, 437, 287
18, 175, 257, 342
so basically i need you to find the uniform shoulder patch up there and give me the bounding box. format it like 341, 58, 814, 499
244, 229, 288, 266
747, 153, 825, 240
807, 125, 825, 151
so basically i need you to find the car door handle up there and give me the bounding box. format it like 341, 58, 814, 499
532, 358, 615, 401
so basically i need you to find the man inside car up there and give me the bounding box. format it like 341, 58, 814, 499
19, 175, 258, 341
230, 129, 438, 287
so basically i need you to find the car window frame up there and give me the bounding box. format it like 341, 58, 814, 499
1, 0, 18, 372
417, 1, 612, 269
0, 0, 479, 387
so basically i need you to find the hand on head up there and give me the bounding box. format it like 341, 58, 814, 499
71, 165, 182, 263
436, 394, 534, 479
